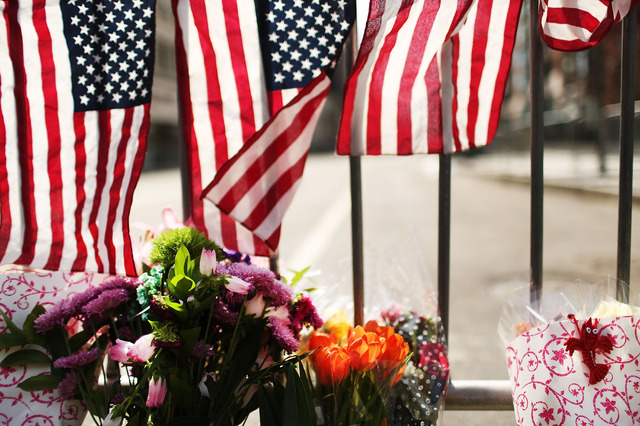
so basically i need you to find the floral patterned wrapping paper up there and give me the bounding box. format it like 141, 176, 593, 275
0, 271, 110, 426
506, 315, 640, 426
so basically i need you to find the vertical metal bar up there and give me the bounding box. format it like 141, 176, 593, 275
616, 7, 636, 302
342, 28, 364, 326
438, 154, 451, 339
529, 0, 545, 308
350, 156, 365, 326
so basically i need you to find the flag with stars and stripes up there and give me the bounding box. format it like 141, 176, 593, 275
0, 0, 156, 276
539, 0, 639, 51
173, 0, 354, 254
336, 0, 523, 155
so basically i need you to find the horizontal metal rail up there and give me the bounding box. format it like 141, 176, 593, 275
445, 380, 513, 411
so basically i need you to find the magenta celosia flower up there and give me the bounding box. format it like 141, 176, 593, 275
146, 377, 167, 408
226, 276, 252, 294
289, 296, 323, 335
53, 348, 101, 369
128, 333, 155, 363
269, 317, 298, 353
200, 248, 218, 276
57, 372, 77, 400
108, 339, 134, 363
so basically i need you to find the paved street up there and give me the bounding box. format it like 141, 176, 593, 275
129, 147, 639, 425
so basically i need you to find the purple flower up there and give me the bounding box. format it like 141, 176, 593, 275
257, 279, 294, 307
212, 299, 239, 325
57, 372, 77, 400
53, 348, 101, 369
149, 297, 174, 321
154, 340, 183, 350
82, 288, 131, 318
191, 340, 216, 358
269, 317, 298, 353
34, 298, 76, 333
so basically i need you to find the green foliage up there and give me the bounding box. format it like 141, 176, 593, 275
148, 228, 223, 269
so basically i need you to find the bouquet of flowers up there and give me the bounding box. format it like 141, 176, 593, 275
304, 307, 449, 426
0, 227, 323, 425
500, 278, 640, 425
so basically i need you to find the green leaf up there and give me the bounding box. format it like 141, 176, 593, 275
22, 304, 46, 343
1, 349, 51, 367
168, 374, 195, 409
178, 327, 201, 355
169, 275, 195, 301
0, 333, 27, 349
258, 383, 282, 426
287, 266, 311, 287
174, 245, 190, 276
18, 374, 62, 391
68, 329, 93, 353
282, 364, 316, 426
0, 309, 25, 338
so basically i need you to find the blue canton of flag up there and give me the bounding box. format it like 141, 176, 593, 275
61, 0, 155, 111
258, 0, 355, 91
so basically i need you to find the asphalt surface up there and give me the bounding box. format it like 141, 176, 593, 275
125, 146, 639, 425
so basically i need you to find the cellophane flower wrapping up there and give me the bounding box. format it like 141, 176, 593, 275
306, 241, 449, 425
0, 227, 324, 425
499, 278, 640, 425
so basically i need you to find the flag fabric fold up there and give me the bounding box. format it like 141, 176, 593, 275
539, 0, 639, 51
174, 0, 354, 255
0, 0, 155, 276
336, 0, 523, 155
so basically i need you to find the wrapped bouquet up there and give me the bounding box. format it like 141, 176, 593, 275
500, 279, 640, 425
0, 227, 323, 425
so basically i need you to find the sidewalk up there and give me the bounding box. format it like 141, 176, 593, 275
455, 147, 640, 201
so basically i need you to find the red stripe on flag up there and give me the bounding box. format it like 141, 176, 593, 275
104, 110, 134, 275
210, 78, 329, 211
487, 0, 522, 142
120, 105, 151, 276
366, 0, 414, 155
243, 154, 307, 250
449, 34, 462, 152
8, 2, 37, 266
33, 0, 63, 271
465, 0, 493, 151
171, 0, 203, 230
544, 6, 604, 32
336, 0, 386, 155
222, 0, 257, 143
89, 112, 111, 273
397, 0, 441, 155
191, 0, 230, 170
425, 56, 443, 153
0, 61, 9, 259
71, 113, 88, 272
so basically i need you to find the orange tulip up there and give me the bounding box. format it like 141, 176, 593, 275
378, 331, 409, 385
307, 331, 337, 362
313, 345, 351, 386
347, 326, 384, 371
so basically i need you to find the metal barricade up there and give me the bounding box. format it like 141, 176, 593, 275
347, 0, 638, 411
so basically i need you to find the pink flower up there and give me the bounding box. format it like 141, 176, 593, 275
226, 276, 251, 294
551, 349, 567, 365
108, 339, 134, 363
539, 407, 555, 424
200, 248, 217, 276
146, 377, 167, 408
128, 334, 155, 363
244, 294, 266, 317
601, 397, 616, 415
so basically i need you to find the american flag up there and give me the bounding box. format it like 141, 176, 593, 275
173, 0, 354, 254
336, 0, 523, 155
0, 0, 155, 276
539, 0, 639, 51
